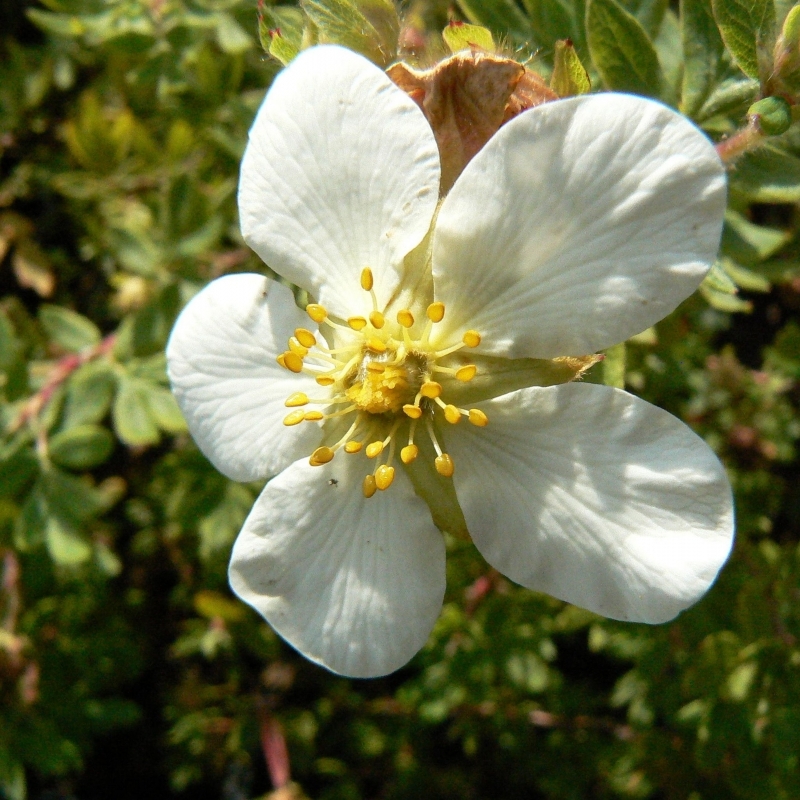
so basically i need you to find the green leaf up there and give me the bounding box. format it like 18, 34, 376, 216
144, 385, 187, 434
301, 0, 393, 65
550, 39, 592, 95
586, 0, 664, 96
731, 143, 800, 201
681, 0, 725, 115
602, 341, 626, 388
711, 0, 776, 79
696, 76, 759, 119
45, 514, 93, 565
0, 747, 26, 800
39, 304, 101, 352
704, 260, 740, 293
258, 5, 305, 58
521, 0, 577, 48
442, 22, 495, 52
722, 258, 772, 291
215, 12, 252, 53
456, 0, 534, 42
654, 8, 682, 100
49, 424, 115, 470
62, 361, 116, 428
700, 282, 753, 311
267, 28, 300, 65
113, 377, 160, 446
723, 209, 791, 261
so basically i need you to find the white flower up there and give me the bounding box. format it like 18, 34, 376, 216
166, 45, 734, 678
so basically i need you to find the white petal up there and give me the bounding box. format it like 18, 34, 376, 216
239, 45, 440, 318
432, 94, 726, 358
166, 274, 321, 482
445, 384, 734, 623
229, 455, 445, 678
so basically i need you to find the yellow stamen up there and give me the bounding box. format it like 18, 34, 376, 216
365, 441, 384, 459
282, 352, 304, 373
443, 404, 461, 424
375, 465, 395, 490
455, 365, 477, 382
366, 337, 386, 353
283, 410, 305, 426
344, 441, 363, 454
400, 444, 419, 464
403, 404, 422, 419
427, 302, 445, 323
295, 328, 317, 348
420, 381, 442, 399
348, 316, 367, 331
397, 309, 414, 328
469, 409, 489, 427
363, 474, 377, 498
309, 446, 334, 466
276, 354, 287, 369
462, 330, 481, 347
288, 338, 308, 357
304, 410, 324, 422
360, 267, 374, 291
284, 392, 309, 407
435, 453, 455, 477
316, 375, 335, 386
366, 362, 386, 373
306, 304, 327, 323
369, 311, 385, 329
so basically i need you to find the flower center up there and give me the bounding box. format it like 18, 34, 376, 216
276, 268, 488, 498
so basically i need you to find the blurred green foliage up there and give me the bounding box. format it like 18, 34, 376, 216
1, 0, 800, 798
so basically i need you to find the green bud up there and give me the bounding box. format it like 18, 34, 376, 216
748, 96, 792, 135
780, 3, 800, 51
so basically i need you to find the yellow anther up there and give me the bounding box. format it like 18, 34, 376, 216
397, 309, 414, 328
304, 410, 324, 422
282, 352, 304, 373
366, 362, 386, 373
365, 441, 384, 459
283, 410, 305, 426
316, 375, 335, 386
276, 353, 287, 369
288, 338, 309, 357
420, 381, 442, 399
363, 474, 377, 498
469, 409, 489, 427
309, 446, 335, 466
348, 316, 367, 331
455, 365, 477, 382
400, 444, 419, 464
435, 453, 455, 477
403, 404, 422, 419
427, 302, 445, 323
306, 304, 327, 323
369, 311, 385, 329
284, 392, 309, 407
462, 330, 481, 347
344, 441, 363, 454
360, 267, 374, 291
367, 337, 387, 353
294, 328, 317, 348
375, 465, 395, 491
443, 404, 461, 424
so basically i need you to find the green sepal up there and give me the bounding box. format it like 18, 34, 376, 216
550, 39, 592, 96
586, 0, 664, 96
446, 354, 602, 406
403, 430, 469, 541
258, 6, 304, 64
442, 22, 495, 52
711, 0, 776, 81
748, 95, 792, 134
